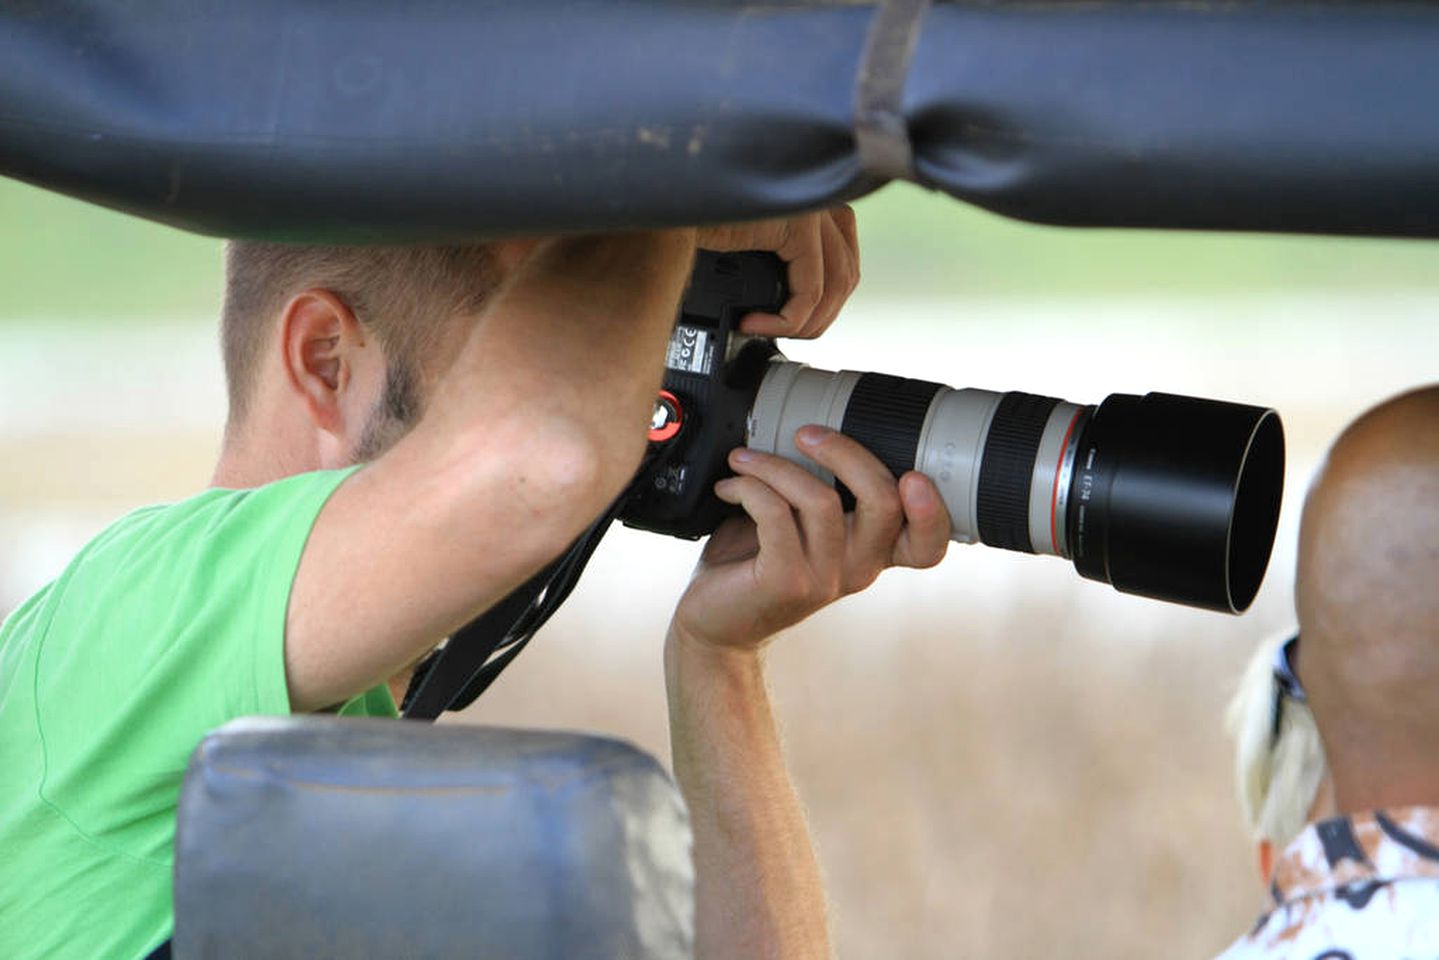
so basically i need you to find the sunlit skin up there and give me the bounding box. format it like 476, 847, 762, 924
207, 211, 952, 960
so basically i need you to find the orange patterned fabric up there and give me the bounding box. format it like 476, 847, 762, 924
1216, 807, 1439, 959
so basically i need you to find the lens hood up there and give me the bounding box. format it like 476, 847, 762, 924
1067, 393, 1284, 613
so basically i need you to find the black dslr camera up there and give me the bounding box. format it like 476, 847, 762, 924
620, 251, 1285, 614
620, 251, 788, 541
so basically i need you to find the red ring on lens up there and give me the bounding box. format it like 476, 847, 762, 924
1049, 408, 1084, 555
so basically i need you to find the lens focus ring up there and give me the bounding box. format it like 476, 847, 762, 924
838, 373, 944, 509
976, 392, 1061, 553
840, 373, 944, 477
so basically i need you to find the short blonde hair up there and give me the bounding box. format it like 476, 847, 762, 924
1227, 634, 1327, 847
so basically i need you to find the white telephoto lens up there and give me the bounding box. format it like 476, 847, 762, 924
747, 359, 1084, 556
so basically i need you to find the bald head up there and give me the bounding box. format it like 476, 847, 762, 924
1298, 385, 1439, 812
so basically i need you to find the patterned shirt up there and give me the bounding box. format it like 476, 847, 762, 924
1216, 807, 1439, 959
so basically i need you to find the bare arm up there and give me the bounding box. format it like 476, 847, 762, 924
665, 635, 829, 958
668, 431, 951, 959
286, 230, 697, 711
283, 208, 858, 714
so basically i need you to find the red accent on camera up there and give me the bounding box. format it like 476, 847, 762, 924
649, 390, 683, 443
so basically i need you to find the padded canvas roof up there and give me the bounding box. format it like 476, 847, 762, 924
3, 0, 1437, 241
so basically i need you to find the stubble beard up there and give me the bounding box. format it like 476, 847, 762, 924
350, 359, 422, 464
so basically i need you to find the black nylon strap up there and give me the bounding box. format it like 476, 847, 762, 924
441, 490, 624, 713
401, 559, 561, 721
855, 0, 932, 181
398, 647, 441, 714
402, 452, 663, 721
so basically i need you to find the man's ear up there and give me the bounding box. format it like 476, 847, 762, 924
279, 289, 367, 437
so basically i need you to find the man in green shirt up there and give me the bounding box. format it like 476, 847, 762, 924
0, 214, 952, 959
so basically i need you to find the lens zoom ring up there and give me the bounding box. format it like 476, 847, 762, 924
840, 373, 944, 482
976, 392, 1061, 554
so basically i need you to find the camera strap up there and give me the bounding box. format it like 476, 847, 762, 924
855, 0, 931, 182
400, 452, 664, 721
399, 559, 562, 720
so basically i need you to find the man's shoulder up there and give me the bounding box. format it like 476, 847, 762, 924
60, 469, 358, 587
73, 494, 222, 564
1215, 807, 1439, 959
2, 468, 358, 662
89, 469, 357, 556
1216, 876, 1439, 959
0, 501, 171, 647
0, 472, 358, 960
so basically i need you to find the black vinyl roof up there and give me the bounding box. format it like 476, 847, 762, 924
2, 0, 1437, 242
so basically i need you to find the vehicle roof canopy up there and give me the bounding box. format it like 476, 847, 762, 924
3, 0, 1437, 241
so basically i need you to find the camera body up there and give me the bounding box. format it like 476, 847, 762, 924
619, 250, 787, 539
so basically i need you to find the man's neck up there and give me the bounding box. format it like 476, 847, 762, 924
1334, 761, 1439, 815
211, 420, 318, 490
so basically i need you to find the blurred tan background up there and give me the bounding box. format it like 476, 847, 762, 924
3, 178, 1437, 957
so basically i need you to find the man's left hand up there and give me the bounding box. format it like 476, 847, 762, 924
670, 425, 951, 654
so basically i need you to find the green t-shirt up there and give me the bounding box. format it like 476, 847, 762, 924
0, 467, 395, 960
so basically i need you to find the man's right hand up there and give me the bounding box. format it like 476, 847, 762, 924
698, 206, 860, 340
283, 208, 862, 712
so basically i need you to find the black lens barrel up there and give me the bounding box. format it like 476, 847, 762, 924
1066, 393, 1285, 613
975, 392, 1062, 554
840, 373, 944, 479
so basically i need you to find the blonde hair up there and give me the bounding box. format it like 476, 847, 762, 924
1226, 634, 1327, 847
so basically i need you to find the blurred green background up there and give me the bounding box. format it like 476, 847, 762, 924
4, 176, 1439, 322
